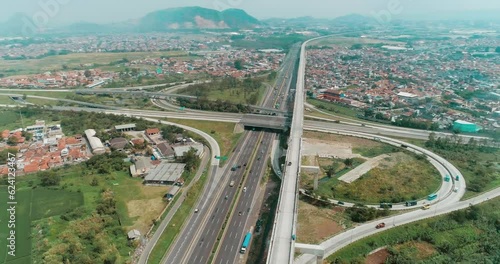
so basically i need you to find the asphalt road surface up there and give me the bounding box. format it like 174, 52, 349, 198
163, 131, 260, 264
214, 132, 275, 264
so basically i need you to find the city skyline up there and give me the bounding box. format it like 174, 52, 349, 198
1, 0, 500, 25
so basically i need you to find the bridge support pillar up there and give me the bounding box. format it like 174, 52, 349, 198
295, 243, 325, 264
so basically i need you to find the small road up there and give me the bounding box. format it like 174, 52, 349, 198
295, 187, 500, 264
136, 146, 210, 264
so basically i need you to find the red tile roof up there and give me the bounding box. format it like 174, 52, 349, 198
1, 130, 9, 139
24, 163, 39, 174
146, 128, 160, 135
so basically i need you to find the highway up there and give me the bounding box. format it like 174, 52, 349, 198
212, 43, 301, 264
267, 39, 311, 264
162, 131, 260, 264
160, 42, 300, 264
213, 133, 274, 264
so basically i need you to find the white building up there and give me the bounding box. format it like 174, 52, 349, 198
84, 129, 105, 154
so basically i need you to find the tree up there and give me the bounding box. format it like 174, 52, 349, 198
344, 158, 354, 168
84, 70, 92, 78
234, 59, 244, 70
182, 147, 201, 172
7, 136, 18, 146
39, 171, 61, 186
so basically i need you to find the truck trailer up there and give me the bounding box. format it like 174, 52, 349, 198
240, 232, 252, 254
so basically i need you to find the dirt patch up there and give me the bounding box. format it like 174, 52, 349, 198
297, 201, 346, 244
302, 132, 385, 159
377, 152, 411, 169
365, 248, 390, 264
127, 197, 168, 234
125, 182, 170, 234
394, 241, 436, 260
302, 155, 319, 166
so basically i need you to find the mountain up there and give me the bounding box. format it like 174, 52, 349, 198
0, 13, 35, 36
137, 6, 260, 31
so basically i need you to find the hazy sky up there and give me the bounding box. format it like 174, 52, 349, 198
1, 0, 499, 24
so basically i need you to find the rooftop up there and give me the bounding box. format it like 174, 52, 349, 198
144, 162, 186, 183
115, 124, 136, 130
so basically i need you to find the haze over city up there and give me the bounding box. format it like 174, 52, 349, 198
1, 0, 500, 24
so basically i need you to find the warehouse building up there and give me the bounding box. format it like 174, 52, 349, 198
453, 120, 480, 133
143, 162, 186, 186
84, 129, 105, 154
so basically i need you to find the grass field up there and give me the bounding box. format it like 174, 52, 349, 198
30, 188, 84, 221
0, 95, 18, 105
203, 85, 268, 104
331, 152, 441, 203
307, 99, 362, 119
0, 51, 187, 77
148, 171, 208, 264
166, 119, 243, 161
302, 132, 440, 203
309, 36, 405, 47
0, 186, 85, 264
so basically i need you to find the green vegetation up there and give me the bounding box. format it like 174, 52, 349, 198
166, 119, 243, 162
309, 36, 404, 48
179, 76, 267, 105
328, 197, 500, 264
425, 134, 499, 198
307, 98, 362, 119
0, 189, 33, 264
229, 34, 307, 51
332, 153, 441, 203
0, 51, 187, 77
352, 145, 398, 158
148, 170, 208, 264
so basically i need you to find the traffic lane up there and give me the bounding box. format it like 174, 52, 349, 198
164, 132, 255, 264
216, 132, 274, 264
186, 133, 261, 264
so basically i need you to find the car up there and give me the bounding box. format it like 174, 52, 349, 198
288, 162, 292, 166
194, 209, 199, 213
243, 187, 247, 192
453, 187, 459, 192
243, 163, 247, 167
229, 180, 235, 187
422, 204, 431, 210
375, 223, 386, 229
337, 201, 345, 205
225, 195, 228, 200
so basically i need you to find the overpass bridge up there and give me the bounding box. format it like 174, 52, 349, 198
241, 114, 288, 131
75, 89, 286, 116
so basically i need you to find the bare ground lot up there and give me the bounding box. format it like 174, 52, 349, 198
297, 201, 347, 244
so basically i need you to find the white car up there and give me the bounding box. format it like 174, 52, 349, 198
243, 187, 247, 192
453, 187, 459, 192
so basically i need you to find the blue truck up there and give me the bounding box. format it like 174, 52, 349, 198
240, 232, 252, 254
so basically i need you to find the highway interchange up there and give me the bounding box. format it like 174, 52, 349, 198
1, 34, 499, 264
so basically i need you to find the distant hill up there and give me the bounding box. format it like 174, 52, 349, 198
0, 7, 260, 36
138, 6, 260, 31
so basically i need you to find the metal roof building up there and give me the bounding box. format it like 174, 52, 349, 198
84, 129, 105, 154
144, 162, 186, 185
